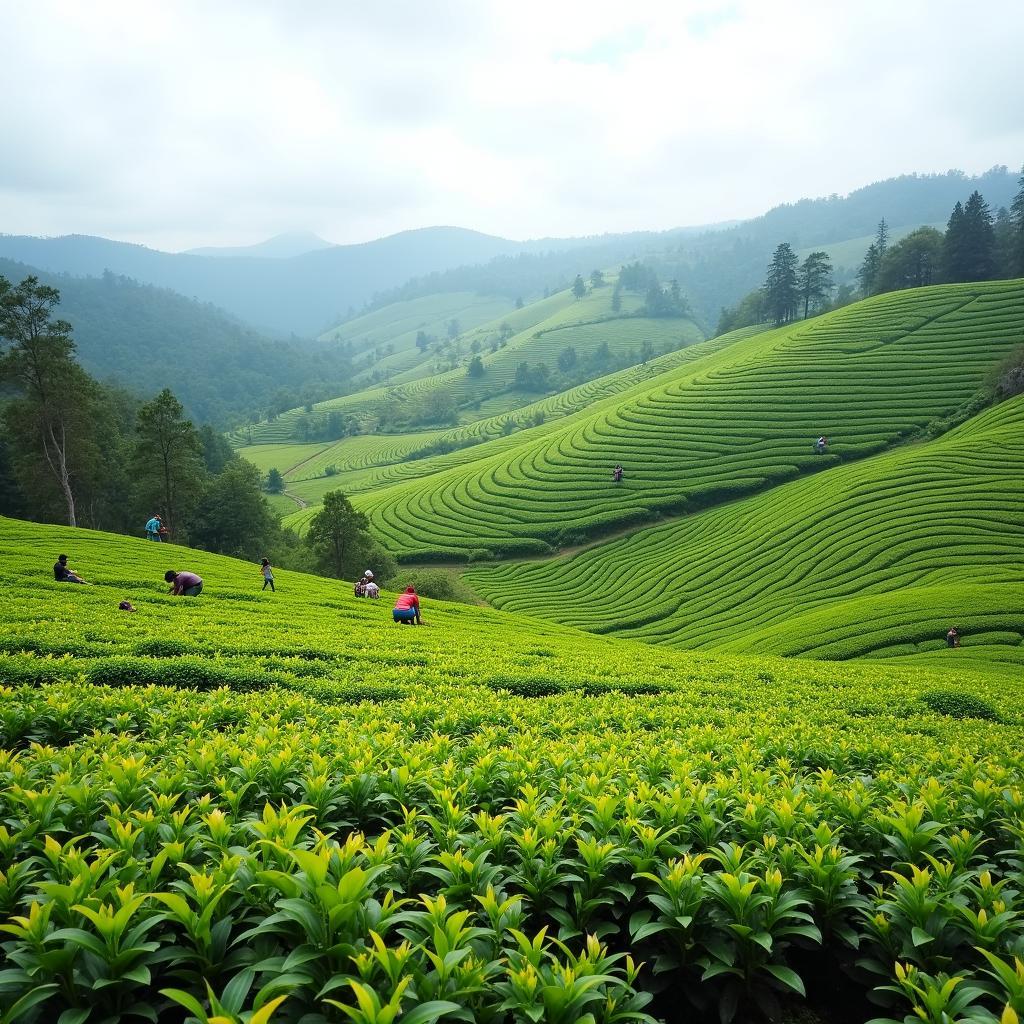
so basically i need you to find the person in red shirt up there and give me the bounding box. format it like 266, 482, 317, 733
393, 585, 422, 625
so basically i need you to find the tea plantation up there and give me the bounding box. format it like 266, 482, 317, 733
2, 516, 1024, 1024
359, 280, 1024, 560
236, 283, 701, 447
465, 394, 1024, 669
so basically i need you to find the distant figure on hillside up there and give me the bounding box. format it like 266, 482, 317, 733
145, 514, 163, 541
118, 600, 137, 612
260, 557, 275, 592
53, 554, 87, 584
165, 569, 203, 597
815, 436, 828, 455
612, 464, 624, 483
393, 585, 422, 625
946, 626, 961, 649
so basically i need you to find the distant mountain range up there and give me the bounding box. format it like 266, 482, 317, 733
0, 227, 534, 335
183, 230, 334, 260
1, 165, 1017, 336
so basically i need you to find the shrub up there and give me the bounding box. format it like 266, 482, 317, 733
919, 689, 1001, 721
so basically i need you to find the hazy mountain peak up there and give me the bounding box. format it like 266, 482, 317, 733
183, 230, 334, 260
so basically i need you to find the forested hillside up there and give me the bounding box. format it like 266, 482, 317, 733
0, 258, 355, 425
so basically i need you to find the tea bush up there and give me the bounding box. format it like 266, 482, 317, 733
359, 281, 1024, 558
468, 393, 1024, 668
1, 517, 1024, 1023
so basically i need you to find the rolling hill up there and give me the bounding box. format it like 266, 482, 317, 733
2, 515, 1023, 1021
352, 279, 1024, 560
466, 393, 1024, 668
0, 226, 535, 335
235, 279, 704, 446
0, 257, 353, 426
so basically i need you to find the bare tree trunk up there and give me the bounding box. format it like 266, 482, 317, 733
42, 418, 76, 526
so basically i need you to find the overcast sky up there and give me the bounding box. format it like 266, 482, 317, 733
2, 0, 1022, 251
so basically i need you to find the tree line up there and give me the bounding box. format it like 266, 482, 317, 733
721, 166, 1024, 331
0, 275, 394, 587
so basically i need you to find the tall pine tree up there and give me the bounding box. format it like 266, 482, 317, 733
797, 251, 833, 319
1010, 165, 1024, 277
944, 192, 995, 282
763, 243, 799, 325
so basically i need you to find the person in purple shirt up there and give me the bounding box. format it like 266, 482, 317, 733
164, 569, 203, 596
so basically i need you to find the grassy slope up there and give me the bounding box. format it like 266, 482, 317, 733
235, 284, 703, 444
4, 517, 1024, 1019
318, 291, 515, 386
466, 394, 1024, 668
274, 329, 756, 533
357, 280, 1024, 559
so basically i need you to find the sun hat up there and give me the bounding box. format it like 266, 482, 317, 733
365, 570, 373, 578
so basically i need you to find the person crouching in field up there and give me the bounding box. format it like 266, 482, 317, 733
165, 570, 203, 596
393, 585, 422, 625
53, 554, 88, 584
260, 558, 275, 591
946, 625, 961, 648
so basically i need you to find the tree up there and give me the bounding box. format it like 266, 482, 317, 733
305, 490, 372, 580
265, 468, 285, 493
857, 243, 882, 296
515, 296, 524, 309
190, 459, 281, 560
572, 275, 586, 300
590, 269, 605, 289
198, 424, 234, 474
557, 346, 578, 372
466, 354, 485, 377
797, 251, 833, 319
1009, 165, 1024, 276
944, 192, 995, 282
875, 218, 889, 263
133, 388, 204, 536
611, 287, 622, 313
763, 243, 799, 325
326, 410, 345, 440
0, 276, 95, 525
876, 227, 944, 292
498, 322, 514, 341
415, 330, 430, 353
447, 319, 460, 340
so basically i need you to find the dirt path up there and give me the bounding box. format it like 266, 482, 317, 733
282, 490, 309, 510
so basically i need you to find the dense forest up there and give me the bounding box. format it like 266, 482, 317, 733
0, 259, 355, 426
370, 167, 1021, 328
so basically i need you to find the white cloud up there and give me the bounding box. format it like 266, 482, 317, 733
0, 0, 1021, 249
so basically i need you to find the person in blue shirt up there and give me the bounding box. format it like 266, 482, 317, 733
145, 514, 163, 541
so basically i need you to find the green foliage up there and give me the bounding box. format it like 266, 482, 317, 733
763, 243, 799, 324
190, 459, 282, 561
357, 281, 1024, 560
1, 515, 1024, 1022
918, 689, 1001, 721
265, 467, 285, 493
466, 392, 1024, 666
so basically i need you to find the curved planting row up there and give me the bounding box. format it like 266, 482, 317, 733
466, 395, 1024, 665
238, 285, 698, 446
269, 331, 750, 525
361, 281, 1024, 560
3, 517, 1024, 1023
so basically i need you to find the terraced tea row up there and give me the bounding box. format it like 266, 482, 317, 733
466, 393, 1024, 668
359, 280, 1024, 559
2, 518, 1024, 1023
243, 331, 751, 524
236, 285, 699, 445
